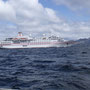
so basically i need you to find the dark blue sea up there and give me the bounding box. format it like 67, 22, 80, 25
0, 43, 90, 90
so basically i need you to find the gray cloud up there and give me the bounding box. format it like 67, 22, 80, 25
53, 0, 90, 11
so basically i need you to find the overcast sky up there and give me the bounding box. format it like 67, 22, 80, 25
0, 0, 90, 40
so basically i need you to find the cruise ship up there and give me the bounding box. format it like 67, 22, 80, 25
0, 32, 72, 48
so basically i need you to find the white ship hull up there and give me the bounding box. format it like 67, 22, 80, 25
0, 43, 66, 49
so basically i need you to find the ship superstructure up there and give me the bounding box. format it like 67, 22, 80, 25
0, 32, 68, 48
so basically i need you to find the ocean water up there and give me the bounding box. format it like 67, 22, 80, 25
0, 44, 90, 90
